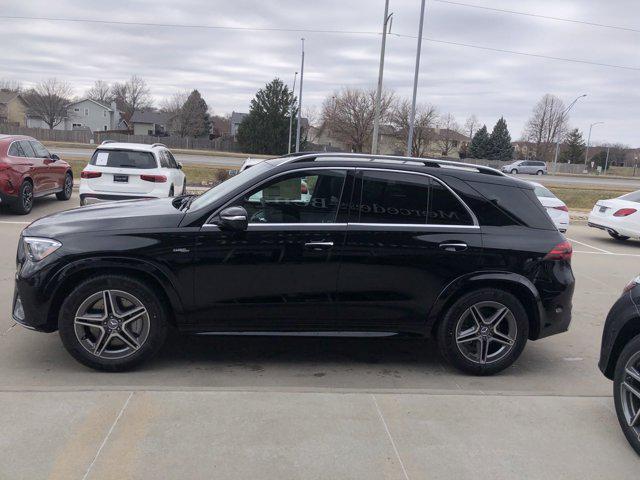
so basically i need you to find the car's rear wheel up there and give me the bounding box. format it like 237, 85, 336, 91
609, 231, 630, 241
11, 180, 33, 215
613, 334, 640, 455
56, 173, 73, 201
168, 186, 174, 197
437, 288, 529, 375
510, 169, 518, 174
182, 179, 187, 195
536, 170, 544, 175
59, 275, 168, 371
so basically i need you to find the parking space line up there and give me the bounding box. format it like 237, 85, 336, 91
371, 394, 411, 480
567, 237, 612, 254
81, 391, 133, 480
0, 221, 31, 225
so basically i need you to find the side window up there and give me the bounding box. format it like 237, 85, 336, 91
428, 179, 474, 226
19, 141, 36, 158
30, 140, 50, 158
158, 151, 170, 168
167, 151, 178, 169
233, 170, 346, 224
358, 171, 429, 225
8, 142, 25, 157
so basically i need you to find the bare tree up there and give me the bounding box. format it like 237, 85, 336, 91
464, 114, 480, 139
161, 91, 189, 136
0, 79, 21, 92
23, 78, 73, 129
392, 100, 439, 157
111, 75, 152, 120
522, 94, 569, 161
321, 88, 394, 153
86, 80, 113, 105
438, 113, 462, 156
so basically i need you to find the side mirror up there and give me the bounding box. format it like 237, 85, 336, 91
177, 162, 183, 170
215, 206, 248, 231
50, 154, 60, 161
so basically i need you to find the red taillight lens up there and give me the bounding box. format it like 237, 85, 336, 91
81, 171, 102, 179
553, 205, 569, 212
613, 208, 637, 217
140, 174, 167, 183
544, 241, 573, 262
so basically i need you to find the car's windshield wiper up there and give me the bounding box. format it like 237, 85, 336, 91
176, 194, 196, 211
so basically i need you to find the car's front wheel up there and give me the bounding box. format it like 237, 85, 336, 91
536, 170, 544, 175
437, 288, 529, 375
59, 275, 168, 371
613, 334, 640, 455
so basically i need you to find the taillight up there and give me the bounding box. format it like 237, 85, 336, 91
81, 171, 102, 179
140, 174, 167, 183
552, 205, 569, 212
613, 208, 637, 217
544, 241, 572, 262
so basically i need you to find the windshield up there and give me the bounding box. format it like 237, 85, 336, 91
533, 185, 555, 198
618, 190, 640, 203
90, 149, 157, 169
189, 160, 274, 210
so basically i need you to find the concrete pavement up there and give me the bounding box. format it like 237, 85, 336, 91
1, 198, 639, 478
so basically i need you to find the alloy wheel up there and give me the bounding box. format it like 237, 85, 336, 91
73, 290, 150, 359
455, 301, 517, 365
620, 351, 640, 435
64, 175, 73, 197
23, 184, 33, 211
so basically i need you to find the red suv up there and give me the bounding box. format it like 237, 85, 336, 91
0, 135, 73, 214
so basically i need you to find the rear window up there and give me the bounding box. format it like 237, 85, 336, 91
618, 191, 640, 203
89, 149, 157, 169
533, 185, 555, 198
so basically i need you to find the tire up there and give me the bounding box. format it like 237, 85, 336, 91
437, 288, 529, 376
609, 231, 630, 241
56, 172, 73, 201
613, 334, 640, 456
168, 186, 174, 197
11, 180, 33, 215
58, 275, 168, 371
536, 170, 544, 176
510, 169, 518, 174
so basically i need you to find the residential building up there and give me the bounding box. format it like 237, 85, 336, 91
130, 110, 171, 136
229, 111, 248, 137
0, 90, 28, 127
26, 98, 121, 132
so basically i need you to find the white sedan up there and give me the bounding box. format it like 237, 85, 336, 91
588, 190, 640, 241
531, 182, 569, 233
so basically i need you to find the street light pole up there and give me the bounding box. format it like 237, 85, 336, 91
295, 38, 305, 153
406, 0, 427, 157
372, 0, 392, 155
287, 71, 298, 154
584, 121, 604, 170
552, 94, 586, 174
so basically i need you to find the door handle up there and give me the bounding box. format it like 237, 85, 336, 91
439, 242, 468, 252
305, 241, 334, 250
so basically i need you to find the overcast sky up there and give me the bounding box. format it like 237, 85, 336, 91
1, 0, 638, 146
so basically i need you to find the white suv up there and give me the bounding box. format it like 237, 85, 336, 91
79, 142, 186, 206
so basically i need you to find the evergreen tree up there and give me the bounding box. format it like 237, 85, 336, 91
488, 117, 514, 160
559, 128, 585, 163
469, 125, 491, 159
237, 78, 297, 155
180, 90, 211, 138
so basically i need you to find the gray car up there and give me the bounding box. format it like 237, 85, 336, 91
501, 160, 547, 175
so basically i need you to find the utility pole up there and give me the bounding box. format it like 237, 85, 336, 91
406, 0, 427, 157
604, 146, 610, 174
287, 71, 298, 154
584, 121, 604, 171
552, 94, 586, 174
295, 38, 305, 153
372, 0, 392, 155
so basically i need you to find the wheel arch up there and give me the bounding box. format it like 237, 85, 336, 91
603, 322, 640, 379
45, 258, 185, 330
427, 272, 543, 340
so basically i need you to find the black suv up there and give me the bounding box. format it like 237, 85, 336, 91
13, 153, 575, 374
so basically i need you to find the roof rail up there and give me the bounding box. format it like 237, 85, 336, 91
100, 140, 116, 145
283, 152, 504, 177
151, 143, 167, 148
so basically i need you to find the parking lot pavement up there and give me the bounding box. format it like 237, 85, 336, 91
1, 201, 639, 478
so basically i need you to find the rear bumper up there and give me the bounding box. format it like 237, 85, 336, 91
588, 220, 638, 238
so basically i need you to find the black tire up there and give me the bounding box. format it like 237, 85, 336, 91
437, 288, 529, 376
510, 169, 518, 174
609, 231, 630, 241
56, 172, 73, 201
11, 180, 33, 215
536, 170, 544, 176
168, 186, 174, 197
58, 275, 168, 371
613, 334, 640, 456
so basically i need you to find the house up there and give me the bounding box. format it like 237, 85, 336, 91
130, 110, 171, 136
229, 111, 248, 137
0, 90, 28, 127
26, 98, 121, 132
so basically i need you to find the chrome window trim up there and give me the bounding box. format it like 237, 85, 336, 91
355, 167, 479, 228
201, 223, 348, 231
204, 166, 354, 226
348, 223, 480, 230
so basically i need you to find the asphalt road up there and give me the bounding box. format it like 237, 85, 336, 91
1, 197, 639, 479
512, 172, 640, 189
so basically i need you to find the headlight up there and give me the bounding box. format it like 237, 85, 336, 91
23, 237, 62, 262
